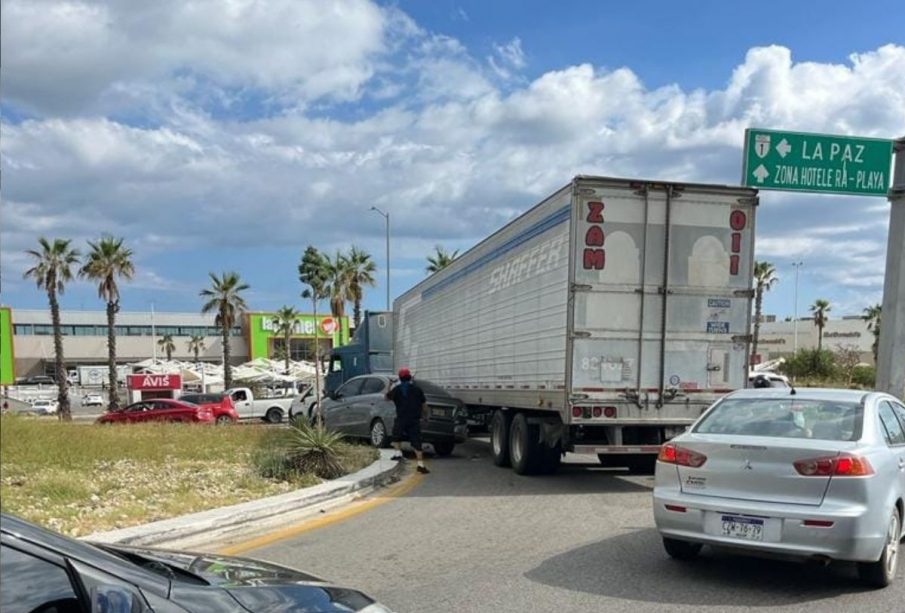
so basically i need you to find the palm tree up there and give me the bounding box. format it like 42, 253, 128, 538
200, 272, 249, 390
752, 261, 778, 362
187, 335, 206, 362
325, 251, 353, 320
299, 247, 331, 423
23, 238, 80, 420
426, 245, 459, 274
80, 236, 134, 409
272, 305, 301, 374
157, 334, 176, 361
863, 303, 881, 363
811, 299, 832, 351
346, 246, 376, 329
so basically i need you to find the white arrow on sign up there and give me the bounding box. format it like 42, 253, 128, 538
752, 164, 769, 183
776, 138, 792, 158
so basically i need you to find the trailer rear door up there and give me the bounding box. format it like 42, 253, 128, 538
569, 179, 757, 411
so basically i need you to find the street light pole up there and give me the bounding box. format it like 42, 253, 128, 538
792, 261, 803, 353
370, 206, 390, 310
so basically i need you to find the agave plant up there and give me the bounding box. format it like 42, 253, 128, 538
284, 421, 346, 479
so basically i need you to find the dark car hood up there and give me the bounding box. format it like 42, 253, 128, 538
103, 544, 324, 586
101, 544, 391, 611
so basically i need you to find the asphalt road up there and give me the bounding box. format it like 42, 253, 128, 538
242, 438, 904, 613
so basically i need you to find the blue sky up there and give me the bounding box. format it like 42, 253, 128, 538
2, 0, 903, 321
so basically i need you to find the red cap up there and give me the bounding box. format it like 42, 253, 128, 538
398, 367, 412, 379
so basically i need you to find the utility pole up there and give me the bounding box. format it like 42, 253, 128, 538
877, 136, 905, 399
370, 206, 390, 310
792, 261, 803, 353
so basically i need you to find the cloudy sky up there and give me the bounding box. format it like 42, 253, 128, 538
2, 0, 904, 320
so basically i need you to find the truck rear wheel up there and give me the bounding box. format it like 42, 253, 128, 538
509, 413, 541, 475
490, 410, 512, 467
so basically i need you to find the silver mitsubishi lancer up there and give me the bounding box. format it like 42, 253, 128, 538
653, 387, 905, 588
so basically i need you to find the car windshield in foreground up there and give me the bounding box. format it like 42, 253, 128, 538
694, 398, 863, 441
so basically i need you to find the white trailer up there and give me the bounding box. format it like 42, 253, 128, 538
395, 176, 758, 474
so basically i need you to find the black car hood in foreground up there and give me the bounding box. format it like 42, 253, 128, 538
104, 543, 392, 612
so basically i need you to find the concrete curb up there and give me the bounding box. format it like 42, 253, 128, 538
86, 449, 404, 550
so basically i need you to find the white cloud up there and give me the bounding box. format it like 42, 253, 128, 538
2, 1, 904, 314
1, 0, 391, 116
488, 37, 526, 80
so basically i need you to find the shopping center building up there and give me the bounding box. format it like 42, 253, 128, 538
1, 306, 349, 383
755, 315, 875, 365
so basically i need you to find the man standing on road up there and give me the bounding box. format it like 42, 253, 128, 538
386, 367, 430, 474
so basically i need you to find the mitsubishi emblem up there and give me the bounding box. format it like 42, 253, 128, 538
743, 459, 753, 470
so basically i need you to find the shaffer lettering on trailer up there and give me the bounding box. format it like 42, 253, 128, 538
583, 201, 606, 270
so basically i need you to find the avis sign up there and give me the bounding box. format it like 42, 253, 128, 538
743, 128, 893, 196
127, 374, 182, 390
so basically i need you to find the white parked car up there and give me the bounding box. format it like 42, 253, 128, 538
81, 393, 104, 407
653, 388, 905, 588
30, 399, 59, 415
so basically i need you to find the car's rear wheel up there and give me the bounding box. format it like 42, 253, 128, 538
432, 440, 455, 457
215, 414, 232, 426
662, 537, 702, 560
370, 419, 390, 448
490, 410, 512, 467
265, 408, 283, 424
858, 508, 900, 588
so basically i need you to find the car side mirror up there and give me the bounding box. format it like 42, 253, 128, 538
331, 391, 342, 400
91, 585, 138, 613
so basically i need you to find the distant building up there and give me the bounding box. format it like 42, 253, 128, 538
756, 315, 874, 365
6, 308, 350, 380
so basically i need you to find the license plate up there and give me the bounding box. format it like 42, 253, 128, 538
720, 515, 764, 541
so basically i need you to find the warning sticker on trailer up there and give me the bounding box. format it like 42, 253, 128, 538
707, 321, 730, 334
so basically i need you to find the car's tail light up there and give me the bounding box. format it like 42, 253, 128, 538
572, 406, 582, 418
657, 443, 707, 467
664, 504, 687, 513
802, 519, 835, 528
794, 454, 874, 477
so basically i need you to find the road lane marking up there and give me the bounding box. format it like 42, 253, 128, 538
217, 469, 425, 556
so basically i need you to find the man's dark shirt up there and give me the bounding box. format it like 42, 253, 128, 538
387, 381, 426, 421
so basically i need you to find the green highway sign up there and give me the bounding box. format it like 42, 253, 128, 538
743, 128, 893, 196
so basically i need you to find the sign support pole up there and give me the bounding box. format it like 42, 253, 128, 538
877, 136, 905, 400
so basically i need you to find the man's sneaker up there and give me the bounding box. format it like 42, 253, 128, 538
391, 454, 404, 461
416, 465, 430, 474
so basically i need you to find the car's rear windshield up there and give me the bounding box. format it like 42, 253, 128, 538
694, 398, 863, 441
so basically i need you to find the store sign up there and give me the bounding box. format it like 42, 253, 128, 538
321, 318, 338, 335
127, 374, 182, 390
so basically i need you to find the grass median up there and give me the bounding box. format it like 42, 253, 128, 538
0, 415, 377, 537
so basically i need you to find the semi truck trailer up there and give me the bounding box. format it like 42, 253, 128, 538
330, 176, 758, 475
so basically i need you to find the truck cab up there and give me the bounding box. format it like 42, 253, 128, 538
324, 311, 393, 396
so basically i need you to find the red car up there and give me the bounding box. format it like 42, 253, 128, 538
178, 393, 239, 425
96, 399, 214, 424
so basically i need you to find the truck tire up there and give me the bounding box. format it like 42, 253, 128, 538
265, 408, 283, 424
509, 413, 541, 475
490, 410, 512, 467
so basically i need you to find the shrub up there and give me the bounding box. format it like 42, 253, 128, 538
779, 349, 836, 380
851, 365, 876, 388
284, 422, 346, 480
